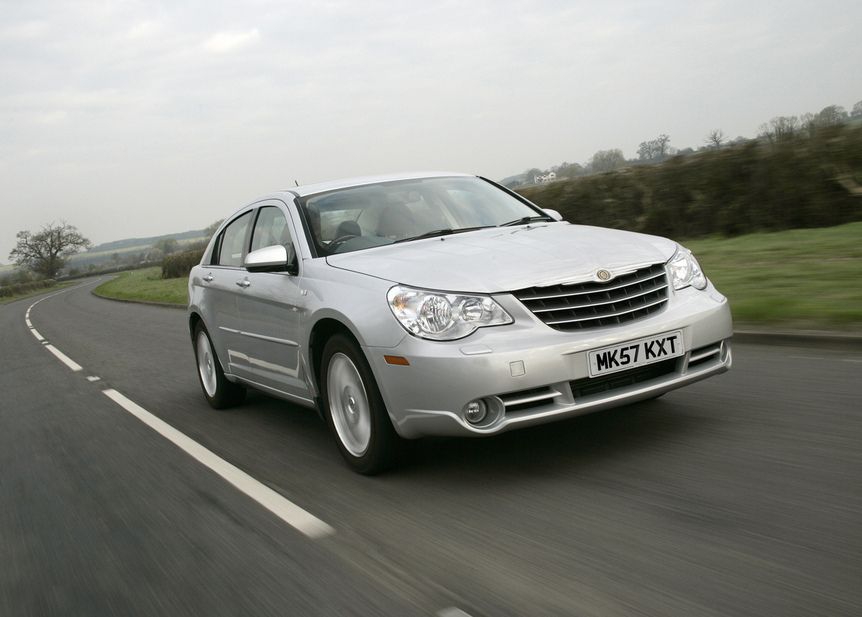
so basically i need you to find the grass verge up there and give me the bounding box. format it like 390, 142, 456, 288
94, 267, 187, 305
685, 222, 862, 329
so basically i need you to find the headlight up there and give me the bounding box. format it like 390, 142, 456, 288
387, 285, 513, 340
668, 246, 707, 291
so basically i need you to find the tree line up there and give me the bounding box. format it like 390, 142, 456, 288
517, 122, 862, 240
520, 101, 862, 185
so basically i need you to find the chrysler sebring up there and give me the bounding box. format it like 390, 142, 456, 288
188, 172, 732, 473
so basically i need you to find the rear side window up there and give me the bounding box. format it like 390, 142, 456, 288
215, 211, 252, 267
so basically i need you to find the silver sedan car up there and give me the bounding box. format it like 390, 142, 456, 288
188, 172, 732, 473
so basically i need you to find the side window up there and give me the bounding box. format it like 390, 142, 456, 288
215, 211, 252, 267
250, 206, 293, 253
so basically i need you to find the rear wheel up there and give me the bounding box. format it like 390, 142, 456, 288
321, 333, 404, 474
194, 322, 245, 409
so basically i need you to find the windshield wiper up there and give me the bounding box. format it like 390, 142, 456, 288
500, 215, 554, 227
394, 226, 493, 243
395, 228, 454, 242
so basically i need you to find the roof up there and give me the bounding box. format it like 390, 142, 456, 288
282, 171, 475, 198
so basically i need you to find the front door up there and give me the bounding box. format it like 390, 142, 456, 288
235, 203, 311, 405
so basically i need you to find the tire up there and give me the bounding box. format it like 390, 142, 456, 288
194, 322, 245, 409
320, 333, 405, 474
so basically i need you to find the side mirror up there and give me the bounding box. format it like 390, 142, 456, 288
542, 208, 564, 222
245, 244, 299, 275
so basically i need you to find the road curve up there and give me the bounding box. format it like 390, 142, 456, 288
2, 279, 860, 616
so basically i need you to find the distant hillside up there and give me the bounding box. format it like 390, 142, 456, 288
2, 229, 208, 277
63, 229, 208, 272
88, 229, 205, 253
499, 173, 527, 188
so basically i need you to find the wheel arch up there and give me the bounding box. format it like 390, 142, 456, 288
188, 311, 203, 343
309, 318, 357, 394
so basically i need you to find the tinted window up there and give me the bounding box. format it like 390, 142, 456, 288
250, 206, 293, 253
216, 211, 252, 267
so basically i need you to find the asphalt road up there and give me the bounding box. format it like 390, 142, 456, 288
2, 279, 860, 616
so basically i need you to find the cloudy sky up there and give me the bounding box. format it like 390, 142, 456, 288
2, 0, 861, 260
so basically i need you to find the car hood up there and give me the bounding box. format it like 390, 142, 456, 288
325, 223, 678, 293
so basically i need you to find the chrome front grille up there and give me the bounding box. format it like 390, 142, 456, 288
513, 264, 669, 332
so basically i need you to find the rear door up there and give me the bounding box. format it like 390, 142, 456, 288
197, 210, 254, 376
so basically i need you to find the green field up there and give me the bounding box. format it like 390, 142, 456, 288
684, 222, 862, 328
5, 223, 862, 330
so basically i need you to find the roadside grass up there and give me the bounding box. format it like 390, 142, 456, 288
94, 267, 187, 305
30, 222, 862, 330
684, 222, 862, 328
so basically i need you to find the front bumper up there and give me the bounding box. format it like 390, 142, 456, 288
366, 285, 733, 439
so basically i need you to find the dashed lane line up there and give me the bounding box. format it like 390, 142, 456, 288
102, 388, 335, 539
25, 292, 335, 540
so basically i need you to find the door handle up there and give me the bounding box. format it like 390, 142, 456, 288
236, 278, 251, 288
202, 274, 214, 282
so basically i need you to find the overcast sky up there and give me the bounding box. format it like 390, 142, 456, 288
2, 0, 861, 260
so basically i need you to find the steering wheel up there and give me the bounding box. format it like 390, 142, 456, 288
328, 234, 359, 253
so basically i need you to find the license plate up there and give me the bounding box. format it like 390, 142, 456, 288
588, 331, 684, 377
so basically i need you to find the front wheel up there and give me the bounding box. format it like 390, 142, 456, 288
194, 322, 245, 409
321, 334, 405, 474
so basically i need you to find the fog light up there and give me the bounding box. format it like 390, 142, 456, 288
465, 400, 487, 424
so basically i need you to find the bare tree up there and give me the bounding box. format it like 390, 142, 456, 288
655, 134, 674, 161
637, 140, 657, 161
638, 135, 675, 162
9, 221, 92, 279
800, 112, 819, 138
704, 129, 727, 150
590, 149, 626, 174
758, 116, 799, 145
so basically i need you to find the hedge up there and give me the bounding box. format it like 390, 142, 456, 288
161, 250, 205, 279
0, 279, 57, 298
518, 123, 862, 239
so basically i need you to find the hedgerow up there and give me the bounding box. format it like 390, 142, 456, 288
161, 250, 205, 279
0, 279, 57, 298
518, 124, 862, 239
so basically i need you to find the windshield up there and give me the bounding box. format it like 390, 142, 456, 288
298, 176, 550, 256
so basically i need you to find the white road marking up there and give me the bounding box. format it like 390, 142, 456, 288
103, 388, 335, 539
44, 344, 84, 372
26, 289, 335, 540
437, 608, 473, 617
27, 299, 83, 370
